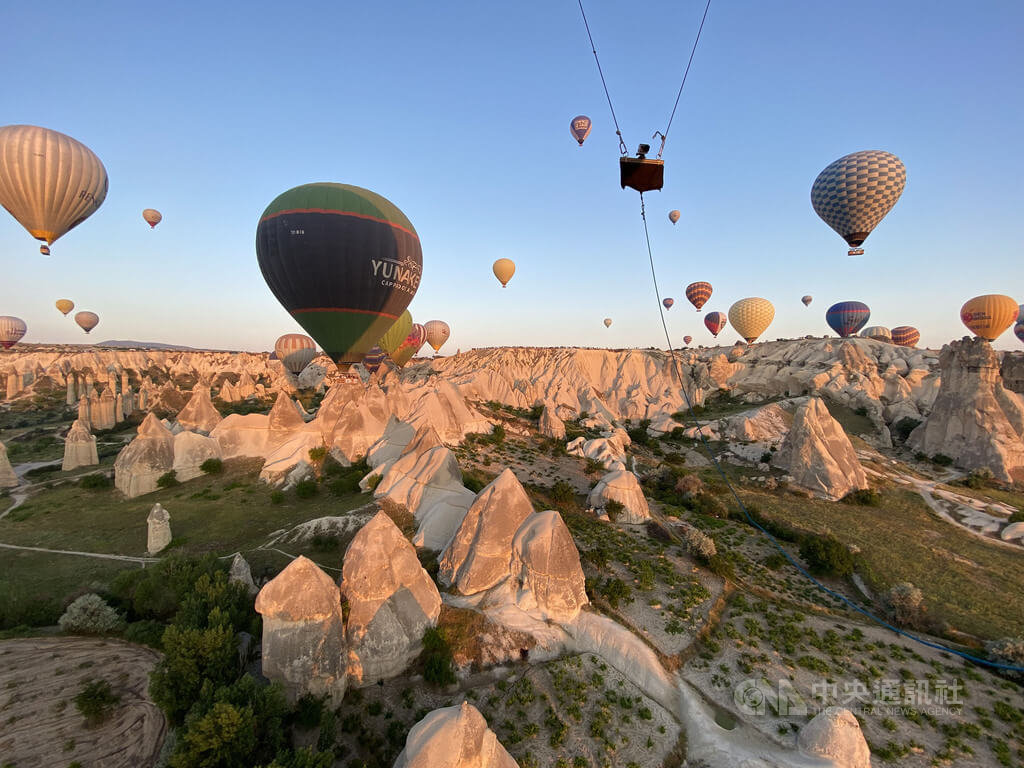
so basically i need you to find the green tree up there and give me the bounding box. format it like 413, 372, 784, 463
150, 621, 238, 725
169, 700, 257, 768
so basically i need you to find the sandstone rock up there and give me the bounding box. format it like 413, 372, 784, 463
146, 503, 172, 554
509, 510, 588, 622
268, 390, 304, 433
538, 403, 566, 439
587, 470, 650, 523
175, 385, 223, 434
1001, 352, 1024, 395
438, 469, 534, 595
171, 430, 222, 482
229, 553, 258, 595
566, 436, 626, 471
254, 556, 347, 704
720, 402, 791, 442
798, 707, 871, 768
114, 413, 175, 498
773, 397, 867, 500
0, 441, 18, 488
62, 419, 99, 471
367, 416, 416, 470
394, 701, 518, 768
341, 512, 441, 684
909, 338, 1024, 482
1000, 521, 1024, 542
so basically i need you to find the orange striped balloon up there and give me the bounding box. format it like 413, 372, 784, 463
685, 281, 712, 311
890, 326, 920, 348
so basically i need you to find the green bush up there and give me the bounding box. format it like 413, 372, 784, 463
959, 468, 994, 489
156, 470, 179, 488
891, 417, 921, 443
294, 479, 318, 499
79, 473, 112, 490
463, 472, 487, 494
603, 498, 624, 522
931, 453, 954, 467
550, 480, 576, 504
421, 627, 456, 686
308, 445, 328, 463
584, 458, 604, 475
841, 488, 881, 506
799, 535, 854, 577
74, 679, 120, 727
59, 594, 125, 635
200, 458, 224, 475
270, 489, 285, 505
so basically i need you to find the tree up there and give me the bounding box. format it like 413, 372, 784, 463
170, 700, 258, 768
882, 582, 925, 628
74, 679, 120, 727
150, 622, 238, 725
59, 593, 124, 635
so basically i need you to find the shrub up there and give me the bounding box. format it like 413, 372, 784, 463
799, 535, 854, 577
421, 627, 456, 686
294, 479, 318, 498
1010, 510, 1024, 524
584, 458, 604, 475
270, 489, 285, 504
308, 445, 328, 463
882, 582, 926, 629
550, 480, 576, 505
597, 577, 632, 609
985, 636, 1024, 680
490, 423, 506, 445
59, 594, 125, 635
760, 452, 773, 464
603, 498, 624, 522
156, 470, 179, 488
79, 473, 112, 490
74, 679, 120, 727
960, 468, 994, 489
200, 458, 224, 475
463, 472, 487, 494
931, 454, 954, 467
679, 522, 717, 561
841, 488, 881, 506
891, 417, 921, 443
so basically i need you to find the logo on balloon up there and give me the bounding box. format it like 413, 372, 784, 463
372, 256, 422, 296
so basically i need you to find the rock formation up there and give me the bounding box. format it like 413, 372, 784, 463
586, 470, 651, 523
566, 436, 626, 471
509, 510, 588, 622
394, 701, 518, 768
114, 413, 175, 498
62, 419, 99, 471
229, 553, 258, 595
797, 707, 871, 768
720, 402, 791, 442
438, 469, 535, 595
254, 555, 348, 704
146, 503, 172, 554
909, 338, 1024, 482
171, 431, 222, 482
773, 397, 868, 500
0, 441, 18, 488
175, 385, 223, 434
341, 512, 442, 684
538, 403, 566, 440
1001, 352, 1024, 395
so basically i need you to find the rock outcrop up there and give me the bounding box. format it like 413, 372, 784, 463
175, 385, 223, 434
229, 553, 258, 595
254, 556, 347, 704
0, 441, 18, 488
797, 707, 871, 768
62, 419, 99, 471
509, 510, 588, 622
394, 701, 518, 768
538, 403, 566, 440
146, 503, 172, 554
586, 470, 650, 523
341, 512, 442, 684
438, 469, 535, 595
171, 430, 222, 482
909, 338, 1024, 482
114, 413, 175, 498
773, 397, 868, 500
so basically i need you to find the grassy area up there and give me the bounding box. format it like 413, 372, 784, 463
733, 486, 1024, 639
822, 400, 877, 436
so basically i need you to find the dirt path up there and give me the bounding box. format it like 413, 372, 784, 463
902, 475, 1022, 553
0, 541, 156, 564
0, 636, 167, 768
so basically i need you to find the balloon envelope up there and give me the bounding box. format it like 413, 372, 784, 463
0, 316, 27, 349
960, 294, 1018, 341
704, 311, 727, 337
811, 150, 906, 254
668, 210, 681, 224
143, 208, 162, 228
274, 333, 317, 375
890, 326, 920, 348
1017, 305, 1024, 325
663, 297, 674, 310
379, 310, 413, 356
55, 299, 74, 316
825, 301, 871, 338
362, 345, 387, 374
0, 125, 108, 249
860, 325, 892, 342
1015, 323, 1024, 344
685, 282, 712, 311
570, 115, 592, 146
492, 258, 515, 287
256, 183, 422, 369
74, 311, 99, 334
424, 320, 450, 352
683, 335, 692, 345
801, 295, 813, 307
728, 298, 775, 344
391, 323, 426, 368
603, 318, 612, 328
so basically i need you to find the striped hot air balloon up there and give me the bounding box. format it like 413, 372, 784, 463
391, 322, 426, 368
143, 209, 162, 228
860, 325, 892, 342
379, 310, 413, 357
960, 294, 1018, 341
685, 282, 712, 311
274, 333, 317, 375
826, 301, 871, 338
890, 326, 920, 348
74, 311, 99, 334
55, 299, 74, 316
362, 345, 387, 374
728, 298, 775, 344
1015, 323, 1024, 344
424, 320, 450, 352
704, 311, 727, 337
0, 316, 27, 349
663, 297, 674, 310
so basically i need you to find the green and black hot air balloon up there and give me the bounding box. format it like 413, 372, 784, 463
256, 183, 422, 370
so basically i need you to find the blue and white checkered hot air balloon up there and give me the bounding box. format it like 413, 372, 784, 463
811, 150, 906, 257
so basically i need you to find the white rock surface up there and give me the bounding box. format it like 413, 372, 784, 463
171, 430, 223, 482
175, 385, 223, 434
509, 510, 588, 622
146, 503, 172, 554
229, 553, 258, 595
62, 419, 99, 471
797, 707, 871, 768
586, 470, 650, 523
538, 403, 566, 440
0, 441, 17, 488
114, 413, 175, 498
394, 701, 518, 768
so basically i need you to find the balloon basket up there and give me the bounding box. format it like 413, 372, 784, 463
619, 157, 664, 193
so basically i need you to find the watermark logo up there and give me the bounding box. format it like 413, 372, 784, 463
734, 677, 963, 718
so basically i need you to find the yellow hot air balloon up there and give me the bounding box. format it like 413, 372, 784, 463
492, 258, 516, 288
379, 310, 413, 356
960, 294, 1018, 341
0, 125, 108, 253
423, 320, 450, 352
728, 298, 775, 344
55, 299, 74, 316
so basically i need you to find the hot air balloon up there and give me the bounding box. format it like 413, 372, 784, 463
570, 115, 592, 146
704, 311, 726, 337
493, 258, 515, 288
728, 298, 775, 344
0, 316, 27, 349
668, 210, 681, 225
825, 301, 870, 338
1015, 323, 1024, 344
860, 325, 892, 343
143, 209, 162, 228
683, 335, 693, 346
603, 318, 612, 328
362, 346, 387, 374
663, 297, 674, 310
424, 320, 450, 352
685, 282, 712, 311
890, 326, 920, 348
55, 299, 74, 316
256, 183, 422, 370
1017, 305, 1024, 325
811, 150, 906, 256
960, 294, 1018, 341
274, 333, 317, 375
391, 322, 426, 368
0, 125, 108, 254
801, 295, 813, 307
74, 311, 99, 334
379, 310, 413, 357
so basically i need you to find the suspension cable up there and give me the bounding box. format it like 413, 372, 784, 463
636, 192, 1024, 673
656, 0, 713, 158
577, 0, 628, 155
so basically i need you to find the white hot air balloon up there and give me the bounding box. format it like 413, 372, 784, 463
423, 320, 450, 352
0, 316, 28, 349
74, 311, 99, 334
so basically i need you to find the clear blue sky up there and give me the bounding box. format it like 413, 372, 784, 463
2, 0, 1022, 352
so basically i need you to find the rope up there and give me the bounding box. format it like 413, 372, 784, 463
657, 0, 713, 159
577, 0, 628, 155
636, 193, 1024, 673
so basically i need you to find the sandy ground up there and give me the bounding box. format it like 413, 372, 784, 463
0, 636, 166, 768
